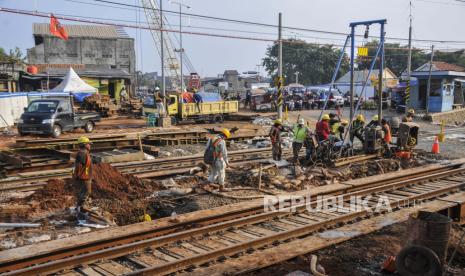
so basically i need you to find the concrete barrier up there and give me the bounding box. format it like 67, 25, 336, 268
424, 108, 465, 124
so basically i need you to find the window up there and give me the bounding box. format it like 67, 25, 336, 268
85, 53, 95, 58
58, 101, 71, 112
49, 53, 59, 57
431, 81, 442, 96
66, 53, 78, 58
102, 54, 113, 58
27, 101, 58, 113
119, 54, 129, 58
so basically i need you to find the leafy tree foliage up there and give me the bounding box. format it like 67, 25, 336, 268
0, 47, 25, 63
262, 39, 349, 86
357, 40, 465, 76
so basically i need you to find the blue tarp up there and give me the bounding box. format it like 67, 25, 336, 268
71, 92, 94, 103
197, 92, 222, 102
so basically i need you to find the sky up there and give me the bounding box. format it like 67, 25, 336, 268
1, 0, 464, 77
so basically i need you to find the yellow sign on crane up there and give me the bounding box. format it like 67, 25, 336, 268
358, 47, 368, 57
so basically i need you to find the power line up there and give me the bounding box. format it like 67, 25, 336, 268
1, 7, 464, 53
69, 0, 465, 44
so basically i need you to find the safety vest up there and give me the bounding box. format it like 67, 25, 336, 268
212, 137, 223, 159
269, 126, 281, 144
383, 124, 392, 143
75, 152, 92, 181
293, 125, 307, 143
331, 122, 340, 135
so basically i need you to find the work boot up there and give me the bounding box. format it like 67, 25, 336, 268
219, 185, 231, 192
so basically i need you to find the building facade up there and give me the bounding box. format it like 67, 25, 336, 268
410, 61, 465, 112
25, 24, 135, 100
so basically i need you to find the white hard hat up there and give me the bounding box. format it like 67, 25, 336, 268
298, 118, 305, 125
155, 86, 160, 91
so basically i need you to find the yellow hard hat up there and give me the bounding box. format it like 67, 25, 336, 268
408, 109, 415, 114
77, 136, 91, 144
322, 114, 330, 120
274, 119, 282, 125
356, 114, 365, 122
341, 119, 349, 125
372, 115, 379, 121
221, 128, 231, 139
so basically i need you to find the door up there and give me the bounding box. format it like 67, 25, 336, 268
109, 82, 116, 99
56, 100, 74, 131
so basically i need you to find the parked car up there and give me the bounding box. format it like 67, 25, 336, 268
316, 89, 344, 107
18, 96, 100, 138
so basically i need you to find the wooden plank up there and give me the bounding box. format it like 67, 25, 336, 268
94, 261, 132, 275
151, 248, 179, 262
75, 266, 103, 276
188, 191, 465, 276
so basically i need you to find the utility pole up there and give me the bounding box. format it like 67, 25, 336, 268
405, 0, 413, 113
277, 12, 283, 119
349, 26, 355, 122
160, 0, 166, 112
378, 23, 385, 124
256, 64, 262, 82
294, 71, 300, 84
171, 0, 190, 92
426, 45, 435, 115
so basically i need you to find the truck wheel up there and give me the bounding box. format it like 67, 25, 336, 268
84, 121, 94, 133
52, 124, 62, 138
171, 117, 177, 125
213, 114, 224, 123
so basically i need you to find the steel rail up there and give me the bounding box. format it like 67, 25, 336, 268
1, 164, 464, 275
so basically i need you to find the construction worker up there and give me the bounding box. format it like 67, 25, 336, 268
328, 113, 341, 134
366, 115, 380, 128
206, 129, 230, 192
402, 109, 415, 122
350, 114, 365, 144
269, 119, 288, 161
333, 119, 349, 141
292, 118, 308, 163
74, 137, 93, 210
381, 118, 392, 155
316, 114, 331, 142
153, 87, 166, 117
304, 128, 317, 162
120, 84, 128, 102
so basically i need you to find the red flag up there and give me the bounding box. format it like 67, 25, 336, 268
50, 15, 68, 40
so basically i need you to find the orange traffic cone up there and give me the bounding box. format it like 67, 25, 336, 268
431, 136, 440, 154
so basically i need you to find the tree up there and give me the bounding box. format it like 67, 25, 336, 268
357, 40, 465, 76
0, 47, 26, 63
356, 40, 428, 76
262, 39, 349, 86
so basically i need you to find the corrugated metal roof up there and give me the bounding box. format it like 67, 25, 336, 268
415, 61, 465, 72
33, 23, 130, 39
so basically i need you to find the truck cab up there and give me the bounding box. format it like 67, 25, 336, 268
18, 97, 100, 138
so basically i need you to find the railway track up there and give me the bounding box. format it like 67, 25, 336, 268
0, 148, 281, 192
1, 162, 464, 275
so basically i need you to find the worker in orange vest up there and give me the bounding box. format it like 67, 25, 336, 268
74, 136, 93, 210
381, 119, 392, 156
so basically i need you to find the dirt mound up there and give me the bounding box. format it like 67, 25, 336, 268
23, 179, 77, 210
91, 163, 150, 201
10, 164, 159, 225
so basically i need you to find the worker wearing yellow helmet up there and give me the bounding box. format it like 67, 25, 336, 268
366, 114, 381, 129
350, 114, 365, 145
329, 119, 349, 141
402, 108, 415, 122
74, 136, 93, 213
292, 117, 309, 163
205, 128, 231, 192
269, 118, 289, 161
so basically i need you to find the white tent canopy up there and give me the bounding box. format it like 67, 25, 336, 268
51, 68, 97, 93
